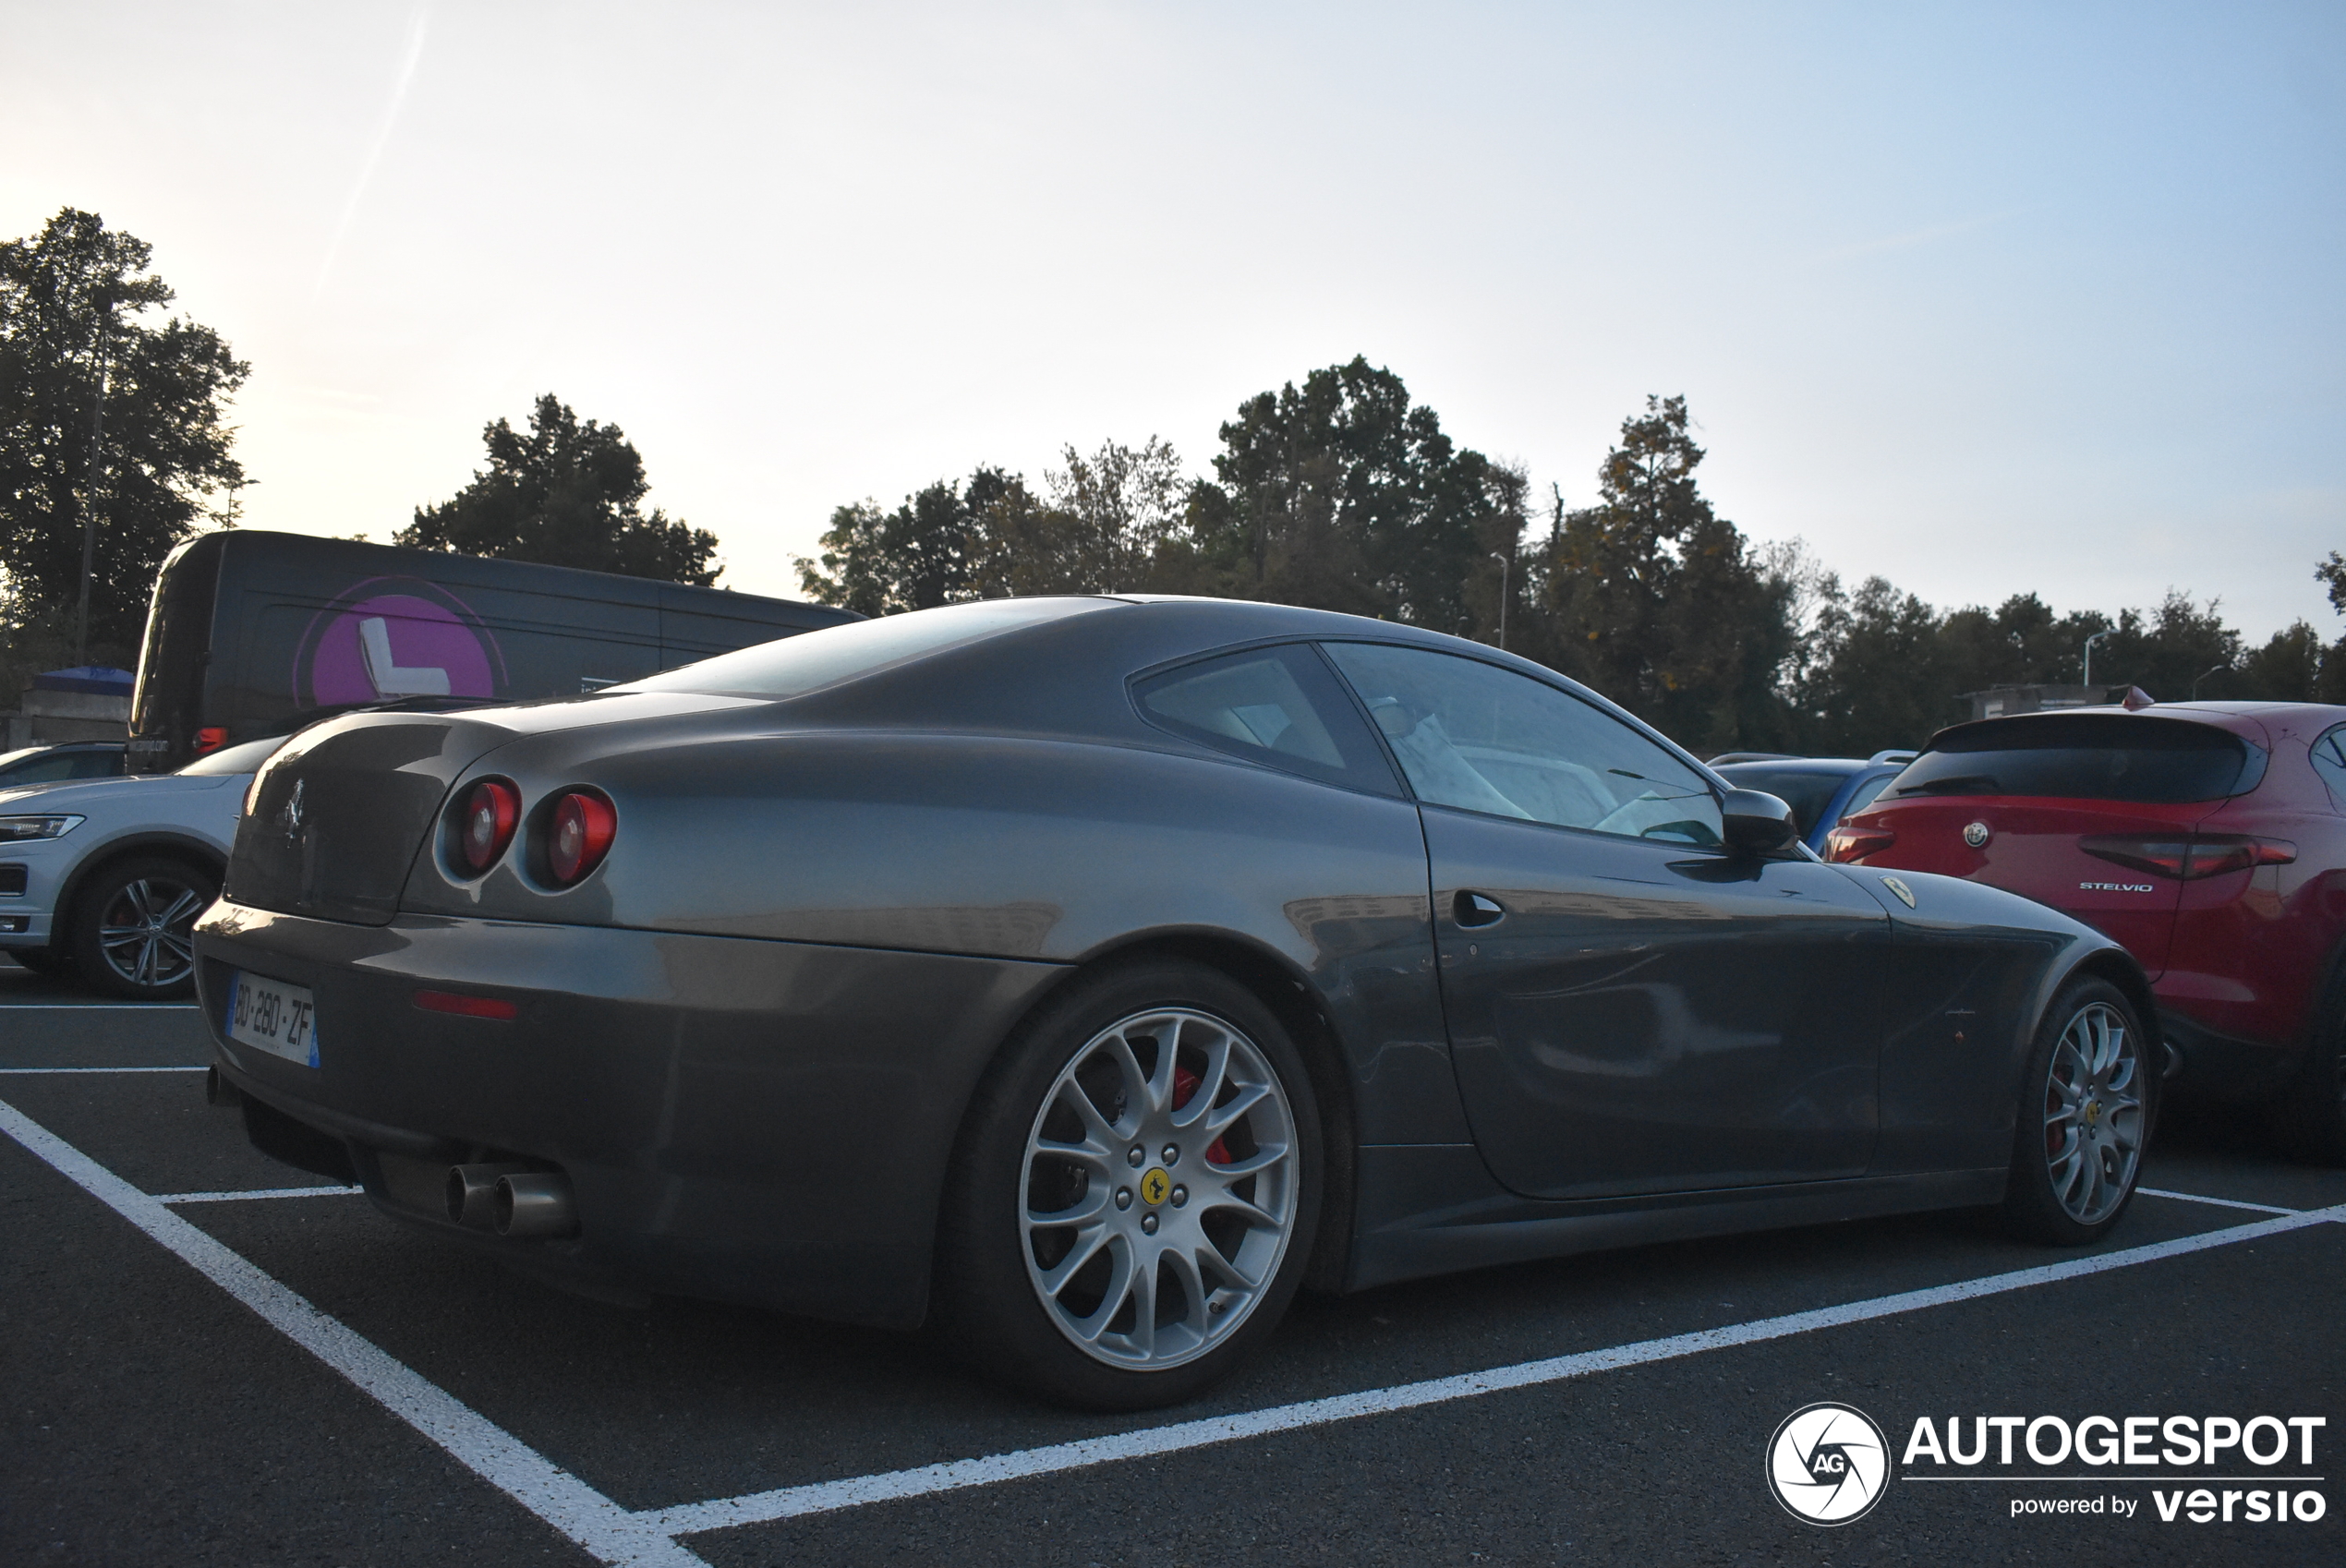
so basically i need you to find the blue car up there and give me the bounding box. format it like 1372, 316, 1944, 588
1711, 751, 1917, 855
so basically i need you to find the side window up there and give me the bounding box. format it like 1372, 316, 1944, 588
1132, 643, 1400, 796
1840, 773, 1893, 822
1321, 642, 1723, 847
2313, 727, 2346, 810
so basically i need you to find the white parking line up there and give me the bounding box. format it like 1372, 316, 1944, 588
159, 1185, 366, 1204
0, 1065, 206, 1074
2136, 1186, 2302, 1216
2, 1089, 2339, 1566
645, 1200, 2346, 1536
0, 1096, 702, 1568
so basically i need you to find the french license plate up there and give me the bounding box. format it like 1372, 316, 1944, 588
225, 971, 320, 1067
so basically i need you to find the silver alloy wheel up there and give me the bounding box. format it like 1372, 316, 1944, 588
95, 876, 203, 990
2041, 1000, 2144, 1224
1021, 1007, 1300, 1370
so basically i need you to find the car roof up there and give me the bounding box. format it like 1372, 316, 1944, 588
1714, 757, 1878, 775
1921, 701, 2346, 752
749, 594, 1723, 782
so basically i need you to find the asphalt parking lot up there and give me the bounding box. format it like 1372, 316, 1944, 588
3, 958, 2340, 1568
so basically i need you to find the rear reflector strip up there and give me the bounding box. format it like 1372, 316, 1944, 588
412, 989, 518, 1020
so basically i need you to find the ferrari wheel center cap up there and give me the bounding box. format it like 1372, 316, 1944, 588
2085, 1101, 2101, 1126
1139, 1167, 1171, 1207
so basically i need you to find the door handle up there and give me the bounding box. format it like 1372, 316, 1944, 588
1453, 890, 1506, 928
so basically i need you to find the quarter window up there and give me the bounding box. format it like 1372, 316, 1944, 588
2314, 727, 2346, 810
1132, 644, 1399, 795
1320, 642, 1722, 846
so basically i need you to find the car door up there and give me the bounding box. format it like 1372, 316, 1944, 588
1320, 642, 1892, 1201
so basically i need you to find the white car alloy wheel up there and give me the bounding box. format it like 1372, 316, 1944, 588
95, 874, 205, 990
1019, 1007, 1300, 1370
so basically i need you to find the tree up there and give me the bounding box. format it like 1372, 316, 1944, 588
0, 208, 248, 666
1534, 396, 1795, 754
2236, 621, 2323, 701
1189, 356, 1506, 630
2091, 593, 2241, 701
796, 468, 1018, 615
1037, 437, 1190, 595
399, 395, 720, 585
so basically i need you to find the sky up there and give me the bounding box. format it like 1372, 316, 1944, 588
5, 1, 2341, 643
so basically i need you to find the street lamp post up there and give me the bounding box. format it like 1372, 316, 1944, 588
1490, 550, 1510, 651
2191, 663, 2228, 700
2083, 629, 2111, 690
74, 296, 114, 669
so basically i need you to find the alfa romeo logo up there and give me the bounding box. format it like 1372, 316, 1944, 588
1765, 1402, 1890, 1526
1964, 820, 1990, 849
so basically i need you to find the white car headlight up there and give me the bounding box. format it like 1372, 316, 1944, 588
0, 814, 84, 841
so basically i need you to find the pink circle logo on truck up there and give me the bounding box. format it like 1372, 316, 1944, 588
295, 580, 506, 708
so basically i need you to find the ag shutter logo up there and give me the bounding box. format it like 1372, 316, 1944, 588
1767, 1403, 1892, 1525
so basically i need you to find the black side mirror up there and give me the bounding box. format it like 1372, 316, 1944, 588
1720, 789, 1798, 855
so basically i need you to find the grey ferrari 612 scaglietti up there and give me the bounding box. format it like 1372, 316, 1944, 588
195, 597, 2159, 1408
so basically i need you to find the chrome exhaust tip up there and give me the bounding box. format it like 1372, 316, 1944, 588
445, 1163, 529, 1227
493, 1172, 576, 1238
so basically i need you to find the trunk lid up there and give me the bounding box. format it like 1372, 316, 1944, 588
225, 710, 519, 925
1835, 710, 2264, 980
1846, 795, 2213, 975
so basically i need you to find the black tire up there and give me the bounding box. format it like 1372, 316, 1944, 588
2269, 977, 2346, 1164
68, 855, 216, 1001
6, 947, 73, 977
932, 959, 1324, 1411
2001, 976, 2155, 1245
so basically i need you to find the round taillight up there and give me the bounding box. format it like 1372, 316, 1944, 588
545, 790, 616, 886
456, 778, 521, 874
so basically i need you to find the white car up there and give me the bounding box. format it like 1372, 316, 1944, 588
0, 735, 282, 998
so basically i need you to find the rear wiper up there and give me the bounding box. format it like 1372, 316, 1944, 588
1893, 774, 1998, 795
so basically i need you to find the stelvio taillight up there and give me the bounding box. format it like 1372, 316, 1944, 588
455, 778, 521, 874
2081, 834, 2295, 881
195, 726, 228, 754
545, 790, 616, 886
1826, 826, 1895, 863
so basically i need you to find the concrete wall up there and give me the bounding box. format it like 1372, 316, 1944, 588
0, 688, 131, 750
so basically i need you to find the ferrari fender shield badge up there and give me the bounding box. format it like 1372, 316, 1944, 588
1880, 875, 1917, 909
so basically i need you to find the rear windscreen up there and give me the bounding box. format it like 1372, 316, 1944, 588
1711, 766, 1846, 837
1889, 716, 2255, 803
623, 597, 1111, 699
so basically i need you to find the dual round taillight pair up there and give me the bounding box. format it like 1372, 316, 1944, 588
453, 778, 615, 887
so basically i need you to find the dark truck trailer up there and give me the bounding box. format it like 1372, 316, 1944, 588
128, 531, 859, 771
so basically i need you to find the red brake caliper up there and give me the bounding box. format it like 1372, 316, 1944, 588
1172, 1066, 1232, 1164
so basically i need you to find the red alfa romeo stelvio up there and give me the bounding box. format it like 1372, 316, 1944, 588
1828, 700, 2346, 1159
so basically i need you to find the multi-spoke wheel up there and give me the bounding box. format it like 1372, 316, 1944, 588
1021, 1007, 1300, 1370
935, 960, 1323, 1410
70, 856, 215, 1000
2002, 977, 2152, 1244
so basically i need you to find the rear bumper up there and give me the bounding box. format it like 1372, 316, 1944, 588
192, 899, 1066, 1329
2158, 1006, 2304, 1103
